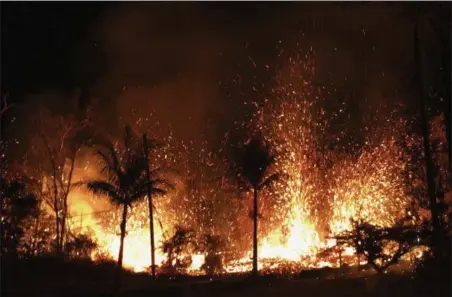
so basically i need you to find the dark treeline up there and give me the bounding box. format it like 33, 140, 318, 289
0, 3, 451, 297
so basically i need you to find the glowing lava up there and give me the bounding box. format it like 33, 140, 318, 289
64, 54, 420, 274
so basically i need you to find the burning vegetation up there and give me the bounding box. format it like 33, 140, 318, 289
2, 50, 449, 281
1, 4, 451, 296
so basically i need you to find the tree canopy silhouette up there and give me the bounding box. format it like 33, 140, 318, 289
233, 135, 280, 276
0, 176, 38, 257
85, 125, 167, 291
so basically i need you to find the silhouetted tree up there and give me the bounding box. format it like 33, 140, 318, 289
424, 3, 451, 173
85, 125, 150, 292
142, 133, 173, 280
335, 218, 422, 273
31, 108, 91, 254
0, 94, 14, 146
0, 177, 38, 257
234, 136, 280, 276
65, 233, 97, 260
161, 225, 197, 274
0, 94, 14, 117
26, 206, 54, 257
198, 234, 225, 276
412, 8, 450, 260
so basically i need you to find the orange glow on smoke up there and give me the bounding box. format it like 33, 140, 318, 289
61, 56, 426, 274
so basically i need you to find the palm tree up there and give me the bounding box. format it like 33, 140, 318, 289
142, 133, 173, 280
85, 126, 150, 291
235, 136, 280, 276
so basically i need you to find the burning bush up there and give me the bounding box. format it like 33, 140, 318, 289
334, 218, 423, 273
65, 233, 98, 260
0, 176, 39, 258
197, 234, 226, 276
160, 225, 198, 274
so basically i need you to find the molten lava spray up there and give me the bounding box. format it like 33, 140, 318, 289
66, 54, 416, 274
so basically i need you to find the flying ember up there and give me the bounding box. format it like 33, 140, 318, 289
63, 54, 419, 274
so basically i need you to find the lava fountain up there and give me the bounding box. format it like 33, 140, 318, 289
65, 53, 418, 274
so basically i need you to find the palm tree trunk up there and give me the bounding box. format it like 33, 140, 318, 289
414, 18, 442, 258
446, 6, 451, 174
252, 187, 258, 276
143, 134, 156, 280
115, 203, 128, 293
148, 194, 156, 278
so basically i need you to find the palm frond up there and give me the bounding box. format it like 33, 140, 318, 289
87, 125, 173, 212
106, 145, 122, 176
128, 190, 148, 204
258, 172, 281, 191
96, 148, 121, 182
86, 180, 122, 204
159, 167, 182, 176
123, 125, 133, 152
149, 167, 162, 176
235, 136, 276, 188
71, 180, 88, 190
152, 178, 175, 191
150, 187, 167, 196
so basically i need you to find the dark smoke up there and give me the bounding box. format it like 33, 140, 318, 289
4, 2, 445, 159
80, 3, 419, 141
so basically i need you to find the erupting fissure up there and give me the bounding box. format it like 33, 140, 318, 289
64, 56, 421, 274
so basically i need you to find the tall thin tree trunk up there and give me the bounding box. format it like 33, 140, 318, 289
0, 95, 4, 142
60, 213, 66, 254
115, 203, 128, 294
168, 247, 173, 267
444, 4, 452, 173
32, 200, 42, 255
54, 202, 60, 254
60, 150, 76, 255
252, 187, 258, 276
356, 250, 360, 267
414, 18, 441, 258
52, 177, 60, 254
143, 134, 156, 280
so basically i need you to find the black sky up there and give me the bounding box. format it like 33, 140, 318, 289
1, 2, 106, 95
1, 2, 293, 97
1, 2, 449, 160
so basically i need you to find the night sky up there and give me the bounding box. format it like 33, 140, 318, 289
1, 2, 106, 95
1, 2, 449, 159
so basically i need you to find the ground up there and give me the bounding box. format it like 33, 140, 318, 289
2, 258, 448, 297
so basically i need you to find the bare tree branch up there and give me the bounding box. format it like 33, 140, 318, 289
0, 94, 14, 116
